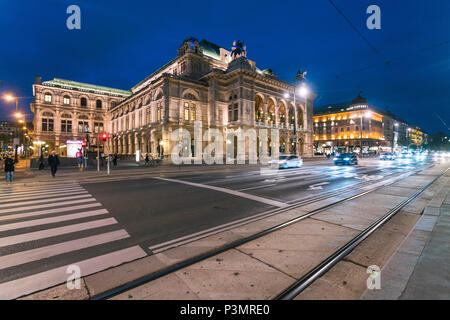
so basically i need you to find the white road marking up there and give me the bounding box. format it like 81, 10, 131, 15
0, 190, 88, 203
155, 177, 288, 208
0, 218, 118, 247
237, 183, 277, 192
0, 246, 146, 300
308, 182, 331, 190
0, 203, 102, 222
0, 194, 92, 208
0, 186, 83, 196
0, 198, 97, 214
0, 209, 109, 232
0, 187, 85, 199
0, 229, 129, 270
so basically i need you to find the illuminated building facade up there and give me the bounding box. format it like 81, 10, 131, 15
31, 38, 315, 159
313, 94, 427, 154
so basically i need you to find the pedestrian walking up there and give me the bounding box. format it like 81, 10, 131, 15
113, 154, 117, 166
76, 152, 84, 171
39, 154, 44, 170
145, 153, 150, 166
48, 151, 60, 178
4, 154, 15, 183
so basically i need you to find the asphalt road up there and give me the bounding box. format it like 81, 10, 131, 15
0, 157, 437, 298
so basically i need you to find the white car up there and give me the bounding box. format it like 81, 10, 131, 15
269, 155, 303, 169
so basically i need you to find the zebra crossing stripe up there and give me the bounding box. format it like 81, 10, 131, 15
0, 209, 109, 232
0, 218, 118, 247
0, 194, 93, 208
0, 203, 102, 222
0, 198, 97, 214
0, 246, 147, 300
0, 229, 130, 270
0, 190, 88, 203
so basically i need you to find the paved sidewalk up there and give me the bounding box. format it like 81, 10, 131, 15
362, 171, 450, 300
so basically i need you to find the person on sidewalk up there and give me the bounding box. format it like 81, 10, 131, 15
39, 154, 45, 170
113, 154, 117, 166
145, 153, 150, 166
4, 154, 15, 183
76, 153, 84, 171
48, 151, 60, 178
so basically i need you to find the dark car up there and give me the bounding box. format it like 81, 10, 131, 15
334, 153, 358, 165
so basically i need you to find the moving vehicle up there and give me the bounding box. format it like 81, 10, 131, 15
379, 152, 395, 160
333, 153, 358, 165
269, 155, 303, 169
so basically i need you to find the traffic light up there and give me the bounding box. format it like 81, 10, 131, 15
101, 133, 108, 141
82, 141, 86, 147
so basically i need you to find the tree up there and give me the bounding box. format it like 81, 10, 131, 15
428, 132, 450, 151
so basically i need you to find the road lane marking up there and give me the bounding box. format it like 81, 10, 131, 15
0, 209, 109, 232
237, 184, 277, 192
0, 198, 97, 214
0, 218, 118, 247
0, 190, 88, 203
155, 177, 288, 208
0, 229, 129, 270
0, 194, 92, 208
0, 203, 102, 222
0, 245, 146, 300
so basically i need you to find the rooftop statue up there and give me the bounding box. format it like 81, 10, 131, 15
231, 40, 246, 59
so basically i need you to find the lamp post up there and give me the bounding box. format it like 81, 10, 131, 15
3, 94, 20, 162
392, 122, 398, 153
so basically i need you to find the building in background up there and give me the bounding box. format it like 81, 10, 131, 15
30, 77, 131, 157
30, 38, 316, 159
313, 93, 426, 155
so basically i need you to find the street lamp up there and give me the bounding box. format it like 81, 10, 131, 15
3, 94, 21, 162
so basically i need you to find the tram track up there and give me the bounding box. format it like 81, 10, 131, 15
92, 163, 436, 300
275, 166, 449, 300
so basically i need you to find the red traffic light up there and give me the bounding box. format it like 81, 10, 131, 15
101, 133, 108, 141
82, 141, 86, 147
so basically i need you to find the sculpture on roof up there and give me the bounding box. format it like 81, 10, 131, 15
231, 40, 247, 59
294, 69, 307, 82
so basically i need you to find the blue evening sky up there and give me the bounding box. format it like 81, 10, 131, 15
0, 0, 449, 133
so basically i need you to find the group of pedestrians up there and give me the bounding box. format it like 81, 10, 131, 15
4, 151, 61, 183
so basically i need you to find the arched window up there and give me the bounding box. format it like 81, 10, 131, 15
255, 95, 263, 122
63, 95, 70, 105
80, 97, 87, 107
267, 100, 275, 125
297, 108, 304, 128
96, 99, 102, 109
44, 93, 52, 103
111, 101, 117, 108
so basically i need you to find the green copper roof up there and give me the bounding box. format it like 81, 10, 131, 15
199, 39, 222, 60
42, 78, 132, 97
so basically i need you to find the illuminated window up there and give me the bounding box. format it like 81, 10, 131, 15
184, 102, 189, 121
63, 96, 70, 105
44, 93, 52, 103
157, 102, 163, 121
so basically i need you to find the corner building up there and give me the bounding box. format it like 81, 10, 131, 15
31, 38, 315, 160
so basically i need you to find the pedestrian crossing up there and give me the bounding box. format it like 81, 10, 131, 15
0, 182, 146, 300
